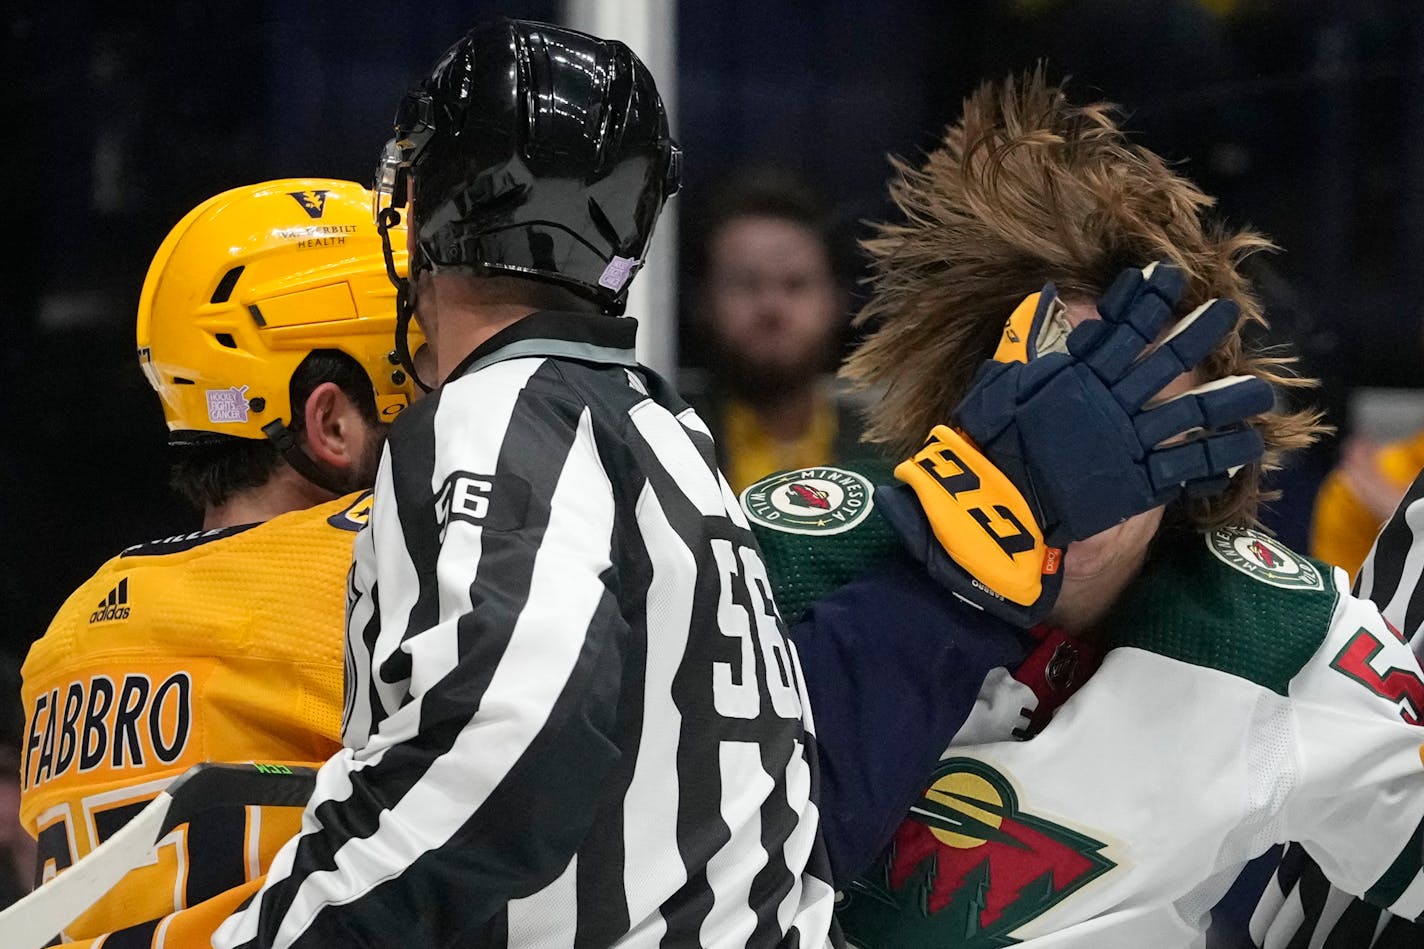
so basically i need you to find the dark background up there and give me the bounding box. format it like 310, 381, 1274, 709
5, 0, 1424, 670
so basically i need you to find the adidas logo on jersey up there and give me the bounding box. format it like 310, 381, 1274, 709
90, 578, 131, 623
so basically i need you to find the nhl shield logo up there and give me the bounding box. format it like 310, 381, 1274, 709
1207, 528, 1323, 591
740, 466, 874, 535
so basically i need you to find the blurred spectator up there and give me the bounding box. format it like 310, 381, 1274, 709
1310, 429, 1424, 579
1239, 253, 1342, 554
0, 657, 31, 909
1306, 257, 1424, 580
683, 168, 879, 492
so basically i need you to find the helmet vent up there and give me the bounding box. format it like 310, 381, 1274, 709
172, 377, 195, 385
248, 304, 266, 327
215, 333, 237, 349
211, 266, 244, 304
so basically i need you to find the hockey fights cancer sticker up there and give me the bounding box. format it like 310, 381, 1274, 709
1207, 527, 1324, 591
206, 385, 251, 424
740, 466, 875, 535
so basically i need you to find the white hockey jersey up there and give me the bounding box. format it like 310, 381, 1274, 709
836, 525, 1424, 949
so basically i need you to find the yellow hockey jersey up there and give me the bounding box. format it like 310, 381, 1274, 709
18, 492, 368, 945
1311, 429, 1424, 580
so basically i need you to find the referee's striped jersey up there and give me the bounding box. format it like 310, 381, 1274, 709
213, 311, 839, 949
1249, 468, 1424, 949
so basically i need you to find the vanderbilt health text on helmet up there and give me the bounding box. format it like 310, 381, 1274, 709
380, 17, 682, 315
137, 179, 424, 444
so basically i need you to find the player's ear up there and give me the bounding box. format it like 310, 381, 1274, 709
300, 381, 364, 469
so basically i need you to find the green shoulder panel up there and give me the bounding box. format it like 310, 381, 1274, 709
1104, 526, 1340, 696
742, 460, 902, 623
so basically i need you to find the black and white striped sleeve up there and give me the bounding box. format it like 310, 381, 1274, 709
214, 359, 628, 948
1250, 841, 1424, 948
1248, 468, 1424, 949
1355, 468, 1424, 643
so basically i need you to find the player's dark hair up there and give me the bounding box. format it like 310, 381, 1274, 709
694, 168, 852, 286
167, 350, 380, 511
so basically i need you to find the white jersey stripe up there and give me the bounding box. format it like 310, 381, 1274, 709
630, 398, 727, 517
507, 855, 578, 949
777, 739, 818, 935
1311, 884, 1363, 948
1388, 870, 1424, 921
703, 741, 771, 949
1252, 881, 1301, 949
621, 482, 693, 930
1381, 497, 1424, 637
363, 456, 421, 728
418, 359, 539, 701
342, 523, 379, 743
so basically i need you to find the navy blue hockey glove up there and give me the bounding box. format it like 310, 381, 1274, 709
882, 260, 1275, 626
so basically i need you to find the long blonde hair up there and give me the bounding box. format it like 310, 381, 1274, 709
843, 67, 1323, 531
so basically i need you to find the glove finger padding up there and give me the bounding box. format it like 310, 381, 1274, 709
1070, 260, 1186, 383
1108, 298, 1242, 411
1146, 427, 1264, 495
1133, 374, 1275, 446
1096, 259, 1188, 329
889, 259, 1272, 628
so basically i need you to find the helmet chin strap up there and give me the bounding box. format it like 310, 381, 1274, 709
261, 420, 353, 496
377, 207, 434, 393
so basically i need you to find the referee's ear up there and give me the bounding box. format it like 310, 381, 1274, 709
300, 381, 371, 472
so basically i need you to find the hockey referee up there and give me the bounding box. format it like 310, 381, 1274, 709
214, 17, 839, 949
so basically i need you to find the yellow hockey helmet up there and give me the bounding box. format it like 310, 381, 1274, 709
136, 178, 422, 443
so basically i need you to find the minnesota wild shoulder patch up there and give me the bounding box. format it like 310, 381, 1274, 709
1206, 527, 1324, 591
739, 466, 875, 535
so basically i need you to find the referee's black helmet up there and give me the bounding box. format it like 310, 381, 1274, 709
373, 16, 682, 315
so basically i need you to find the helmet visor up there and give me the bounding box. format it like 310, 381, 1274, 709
371, 91, 438, 224
373, 137, 408, 222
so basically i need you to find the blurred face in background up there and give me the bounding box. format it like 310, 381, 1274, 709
0, 745, 33, 894
704, 214, 844, 401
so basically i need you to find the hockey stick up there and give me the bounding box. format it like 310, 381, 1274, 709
0, 762, 317, 949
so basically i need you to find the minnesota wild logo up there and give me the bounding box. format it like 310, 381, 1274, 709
739, 466, 874, 535
1207, 527, 1323, 591
838, 758, 1114, 947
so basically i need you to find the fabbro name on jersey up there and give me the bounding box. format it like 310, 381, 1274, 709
23, 671, 192, 791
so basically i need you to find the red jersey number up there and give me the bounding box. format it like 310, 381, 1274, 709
1330, 626, 1424, 725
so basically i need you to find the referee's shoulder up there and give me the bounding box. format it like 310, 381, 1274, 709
390, 357, 564, 425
